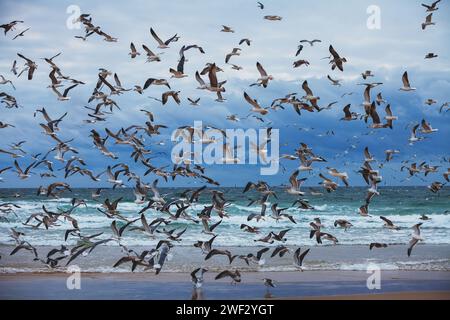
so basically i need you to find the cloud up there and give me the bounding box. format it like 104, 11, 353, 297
0, 0, 449, 187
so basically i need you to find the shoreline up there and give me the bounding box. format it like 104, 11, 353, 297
2, 244, 449, 273
1, 269, 450, 281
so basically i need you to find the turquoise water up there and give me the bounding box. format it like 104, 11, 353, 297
1, 187, 449, 247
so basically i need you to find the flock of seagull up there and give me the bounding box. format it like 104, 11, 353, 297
0, 1, 449, 294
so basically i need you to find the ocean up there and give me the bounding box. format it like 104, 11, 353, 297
1, 187, 449, 272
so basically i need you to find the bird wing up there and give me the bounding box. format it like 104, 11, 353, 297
256, 62, 267, 77
244, 92, 260, 109
150, 28, 164, 45
343, 104, 352, 118
208, 65, 218, 87
380, 216, 393, 226
385, 104, 392, 116
402, 72, 411, 87
302, 81, 313, 96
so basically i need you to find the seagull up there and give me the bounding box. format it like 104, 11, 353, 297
106, 166, 124, 188
364, 147, 375, 163
370, 243, 388, 250
143, 78, 170, 89
0, 75, 15, 90
428, 181, 444, 193
440, 102, 450, 113
201, 219, 222, 236
10, 60, 18, 75
13, 160, 35, 179
205, 249, 233, 263
142, 45, 161, 62
425, 52, 438, 59
329, 45, 347, 71
359, 204, 371, 217
301, 80, 320, 107
341, 104, 359, 121
376, 92, 386, 105
327, 168, 349, 187
150, 28, 178, 49
230, 64, 243, 71
17, 53, 37, 80
154, 241, 172, 274
420, 119, 438, 134
0, 121, 15, 129
385, 149, 400, 162
262, 278, 275, 289
244, 92, 269, 115
443, 168, 450, 182
206, 63, 226, 92
221, 25, 235, 33
150, 179, 165, 203
162, 91, 181, 105
327, 75, 342, 86
408, 124, 424, 144
240, 224, 260, 234
0, 20, 24, 35
257, 2, 264, 9
180, 44, 205, 58
293, 59, 310, 68
188, 98, 200, 106
239, 38, 251, 46
362, 85, 373, 115
422, 0, 441, 12
293, 247, 310, 271
251, 62, 273, 88
422, 13, 435, 30
424, 98, 437, 105
170, 55, 187, 78
384, 104, 398, 129
129, 42, 140, 58
407, 223, 423, 257
401, 163, 421, 177
12, 27, 30, 40
295, 44, 304, 56
264, 15, 282, 21
215, 270, 241, 284
247, 247, 270, 265
300, 39, 321, 46
321, 232, 339, 245
400, 71, 416, 91
334, 219, 353, 231
51, 84, 78, 101
191, 267, 208, 289
319, 173, 338, 193
286, 170, 306, 195
225, 48, 241, 63
380, 216, 401, 231
361, 70, 374, 80
226, 114, 241, 122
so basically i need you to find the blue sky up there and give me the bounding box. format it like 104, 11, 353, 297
0, 0, 449, 188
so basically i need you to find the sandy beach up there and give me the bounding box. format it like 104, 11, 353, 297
1, 270, 449, 300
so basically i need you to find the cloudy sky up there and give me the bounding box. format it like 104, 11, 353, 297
0, 0, 449, 188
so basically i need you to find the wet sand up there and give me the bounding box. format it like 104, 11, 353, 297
303, 292, 450, 300
1, 270, 449, 300
1, 244, 449, 273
